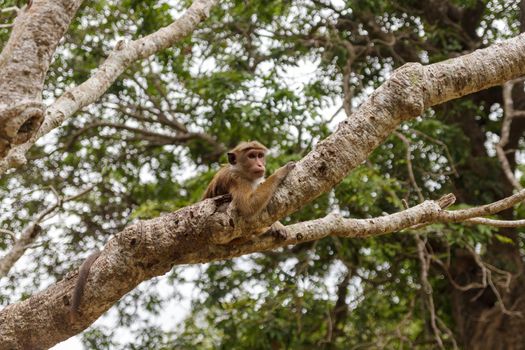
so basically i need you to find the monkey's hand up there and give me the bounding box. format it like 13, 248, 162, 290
268, 221, 289, 240
276, 161, 296, 182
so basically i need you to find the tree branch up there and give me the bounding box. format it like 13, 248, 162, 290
496, 77, 525, 190
0, 186, 93, 278
438, 188, 525, 221
0, 0, 86, 156
395, 131, 424, 202
3, 32, 525, 349
0, 0, 219, 174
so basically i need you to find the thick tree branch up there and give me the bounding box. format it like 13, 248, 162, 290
0, 0, 219, 174
0, 0, 85, 156
0, 189, 521, 348
3, 33, 525, 349
250, 33, 525, 232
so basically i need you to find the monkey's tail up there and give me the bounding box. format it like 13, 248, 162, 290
70, 250, 102, 322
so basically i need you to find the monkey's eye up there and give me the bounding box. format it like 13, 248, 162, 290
248, 153, 257, 159
257, 153, 264, 158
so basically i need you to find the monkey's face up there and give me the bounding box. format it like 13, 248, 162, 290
242, 149, 266, 180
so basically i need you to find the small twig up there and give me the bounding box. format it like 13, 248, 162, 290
24, 240, 46, 250
342, 42, 356, 117
64, 185, 94, 202
0, 185, 95, 278
439, 189, 525, 222
464, 247, 521, 316
512, 110, 525, 118
465, 217, 525, 227
432, 256, 486, 292
436, 317, 459, 350
0, 228, 16, 241
415, 234, 445, 349
496, 78, 524, 190
324, 308, 333, 344
0, 6, 20, 14
0, 5, 20, 29
327, 105, 344, 125
484, 261, 513, 291
408, 129, 459, 177
394, 299, 415, 347
486, 269, 522, 317
395, 131, 424, 202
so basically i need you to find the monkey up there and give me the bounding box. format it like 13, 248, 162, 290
70, 250, 101, 322
202, 141, 295, 239
68, 142, 292, 319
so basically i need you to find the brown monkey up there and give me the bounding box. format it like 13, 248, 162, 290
70, 250, 101, 322
69, 142, 292, 319
202, 141, 294, 238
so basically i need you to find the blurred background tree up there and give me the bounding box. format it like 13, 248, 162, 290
1, 0, 524, 348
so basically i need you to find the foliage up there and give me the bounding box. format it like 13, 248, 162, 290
0, 0, 523, 348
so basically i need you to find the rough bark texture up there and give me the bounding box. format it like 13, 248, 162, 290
0, 0, 219, 173
0, 0, 85, 157
272, 34, 525, 223
0, 197, 451, 349
1, 32, 525, 348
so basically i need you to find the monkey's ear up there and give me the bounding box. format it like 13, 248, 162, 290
227, 152, 236, 165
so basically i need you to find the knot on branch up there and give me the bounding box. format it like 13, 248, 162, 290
0, 101, 44, 157
207, 212, 240, 245
197, 196, 239, 245
193, 0, 213, 20
388, 62, 425, 120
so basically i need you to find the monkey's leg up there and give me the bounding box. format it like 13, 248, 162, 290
228, 222, 289, 244
265, 221, 289, 240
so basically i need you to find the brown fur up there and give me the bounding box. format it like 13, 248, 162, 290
202, 141, 294, 219
202, 165, 238, 199
228, 140, 268, 155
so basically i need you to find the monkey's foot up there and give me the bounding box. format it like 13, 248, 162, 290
271, 229, 288, 240
268, 222, 289, 240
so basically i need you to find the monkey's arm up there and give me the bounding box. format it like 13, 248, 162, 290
234, 162, 295, 217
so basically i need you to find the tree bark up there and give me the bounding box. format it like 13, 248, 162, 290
0, 0, 85, 156
0, 0, 219, 173
1, 33, 525, 348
